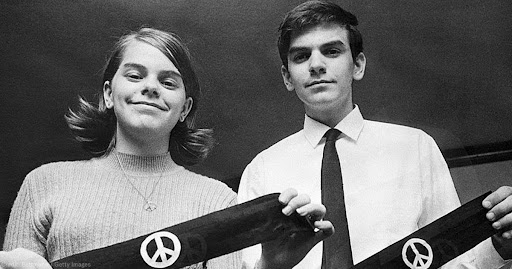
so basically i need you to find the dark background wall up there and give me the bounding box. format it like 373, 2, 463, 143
1, 0, 511, 244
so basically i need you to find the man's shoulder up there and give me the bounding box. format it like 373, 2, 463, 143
364, 119, 431, 138
360, 119, 441, 150
256, 130, 306, 157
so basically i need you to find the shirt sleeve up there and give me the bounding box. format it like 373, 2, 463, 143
3, 172, 47, 258
418, 134, 508, 268
418, 133, 461, 228
441, 238, 511, 269
237, 156, 266, 269
238, 155, 266, 204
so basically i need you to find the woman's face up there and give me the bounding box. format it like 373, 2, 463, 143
103, 40, 193, 142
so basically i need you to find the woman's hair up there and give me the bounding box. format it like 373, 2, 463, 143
65, 27, 214, 166
277, 0, 363, 68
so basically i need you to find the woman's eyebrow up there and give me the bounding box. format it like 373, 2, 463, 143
121, 62, 146, 70
122, 62, 182, 78
160, 69, 182, 78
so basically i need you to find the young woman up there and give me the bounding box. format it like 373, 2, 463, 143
1, 28, 333, 269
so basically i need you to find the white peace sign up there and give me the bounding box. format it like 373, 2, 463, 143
140, 231, 182, 268
401, 238, 433, 269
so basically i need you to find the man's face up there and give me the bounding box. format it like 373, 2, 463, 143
282, 22, 365, 119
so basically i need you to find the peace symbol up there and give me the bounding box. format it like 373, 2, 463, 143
401, 238, 433, 269
140, 231, 181, 268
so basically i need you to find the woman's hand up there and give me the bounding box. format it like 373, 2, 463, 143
258, 188, 334, 269
0, 248, 51, 269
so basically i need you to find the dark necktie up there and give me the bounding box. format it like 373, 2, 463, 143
321, 128, 353, 269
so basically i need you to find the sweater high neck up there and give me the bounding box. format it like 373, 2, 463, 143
103, 150, 179, 174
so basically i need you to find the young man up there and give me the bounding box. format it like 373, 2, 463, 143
238, 1, 512, 268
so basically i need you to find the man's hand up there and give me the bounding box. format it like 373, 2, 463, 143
483, 186, 512, 260
258, 188, 334, 269
0, 248, 51, 269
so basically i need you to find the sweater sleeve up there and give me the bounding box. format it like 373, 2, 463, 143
3, 171, 48, 259
204, 191, 243, 269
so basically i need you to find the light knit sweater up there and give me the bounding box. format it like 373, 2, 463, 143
3, 152, 241, 268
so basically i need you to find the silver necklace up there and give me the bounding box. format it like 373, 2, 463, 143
115, 152, 165, 212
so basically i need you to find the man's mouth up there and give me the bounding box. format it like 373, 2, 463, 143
306, 80, 334, 87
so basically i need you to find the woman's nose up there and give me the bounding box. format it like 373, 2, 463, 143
141, 78, 160, 97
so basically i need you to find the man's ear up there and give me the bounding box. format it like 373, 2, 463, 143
281, 65, 294, 92
179, 97, 194, 122
353, 52, 366, 81
103, 81, 114, 109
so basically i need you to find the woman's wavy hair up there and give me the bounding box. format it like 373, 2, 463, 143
65, 27, 214, 166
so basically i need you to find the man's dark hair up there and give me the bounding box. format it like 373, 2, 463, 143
278, 0, 363, 68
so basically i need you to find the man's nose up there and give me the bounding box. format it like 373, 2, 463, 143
309, 51, 326, 75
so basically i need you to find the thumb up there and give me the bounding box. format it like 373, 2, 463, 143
312, 220, 335, 245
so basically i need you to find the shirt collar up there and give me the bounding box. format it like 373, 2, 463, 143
303, 105, 365, 148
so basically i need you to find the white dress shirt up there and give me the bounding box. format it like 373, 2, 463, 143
238, 106, 506, 269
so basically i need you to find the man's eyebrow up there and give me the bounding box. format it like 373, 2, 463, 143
288, 46, 309, 55
288, 40, 346, 55
320, 40, 346, 49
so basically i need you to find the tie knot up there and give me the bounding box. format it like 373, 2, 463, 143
324, 129, 341, 142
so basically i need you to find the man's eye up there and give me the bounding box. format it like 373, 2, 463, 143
292, 53, 309, 63
325, 49, 341, 57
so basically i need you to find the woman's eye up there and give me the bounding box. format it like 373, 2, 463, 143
162, 80, 178, 88
126, 73, 142, 80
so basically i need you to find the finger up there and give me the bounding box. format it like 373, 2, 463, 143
486, 195, 512, 223
491, 208, 512, 230
483, 186, 512, 209
296, 203, 326, 219
278, 188, 298, 205
282, 194, 310, 216
499, 229, 512, 239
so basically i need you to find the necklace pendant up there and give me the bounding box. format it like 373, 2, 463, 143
144, 201, 157, 212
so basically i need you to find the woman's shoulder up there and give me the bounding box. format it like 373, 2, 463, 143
23, 158, 100, 186
28, 158, 95, 176
179, 169, 235, 195
175, 169, 237, 209
16, 159, 96, 199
